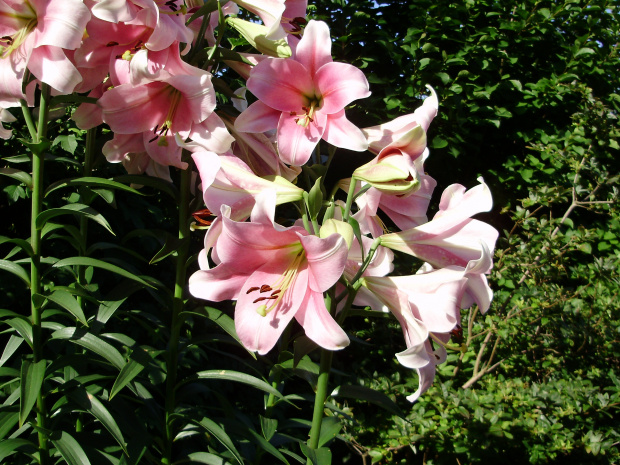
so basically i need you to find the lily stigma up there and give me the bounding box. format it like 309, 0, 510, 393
246, 249, 305, 317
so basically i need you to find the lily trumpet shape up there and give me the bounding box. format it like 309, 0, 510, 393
189, 192, 350, 354
235, 19, 370, 166
192, 151, 304, 221
380, 178, 499, 269
0, 0, 91, 106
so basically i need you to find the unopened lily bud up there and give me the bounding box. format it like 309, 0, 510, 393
320, 219, 354, 249
227, 18, 292, 58
353, 155, 420, 195
264, 175, 305, 204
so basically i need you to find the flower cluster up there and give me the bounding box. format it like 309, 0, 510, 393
0, 0, 498, 402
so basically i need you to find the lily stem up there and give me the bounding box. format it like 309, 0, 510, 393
77, 128, 97, 310
307, 348, 333, 456
163, 159, 192, 464
306, 290, 335, 460
26, 83, 51, 465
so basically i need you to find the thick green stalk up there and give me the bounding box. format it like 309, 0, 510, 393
306, 348, 333, 455
25, 84, 51, 465
343, 176, 357, 223
163, 162, 192, 464
306, 290, 335, 460
77, 128, 97, 309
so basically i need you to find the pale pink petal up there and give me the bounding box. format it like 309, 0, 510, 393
322, 110, 368, 152
142, 132, 186, 169
234, 262, 308, 354
91, 0, 139, 22
247, 58, 314, 112
102, 133, 145, 163
146, 13, 194, 52
33, 0, 91, 50
235, 100, 281, 133
315, 62, 370, 114
0, 52, 26, 106
27, 46, 83, 94
189, 113, 235, 154
99, 82, 169, 133
277, 111, 325, 166
293, 19, 331, 76
192, 150, 222, 195
189, 264, 249, 302
295, 291, 349, 350
404, 359, 435, 403
300, 233, 348, 292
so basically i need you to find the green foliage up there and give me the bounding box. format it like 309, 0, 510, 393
309, 0, 620, 463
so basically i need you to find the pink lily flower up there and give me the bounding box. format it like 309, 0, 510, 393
379, 178, 499, 268
363, 85, 439, 160
98, 54, 216, 154
221, 113, 301, 181
192, 151, 304, 221
91, 0, 193, 53
189, 192, 350, 354
0, 107, 16, 139
235, 19, 371, 166
0, 0, 91, 106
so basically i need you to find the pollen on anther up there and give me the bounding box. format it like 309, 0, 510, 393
246, 287, 260, 294
253, 297, 268, 303
260, 285, 272, 293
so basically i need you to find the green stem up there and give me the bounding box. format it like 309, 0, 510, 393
26, 83, 51, 465
306, 348, 333, 454
20, 100, 37, 140
77, 128, 97, 309
343, 177, 357, 223
306, 290, 336, 459
163, 160, 192, 464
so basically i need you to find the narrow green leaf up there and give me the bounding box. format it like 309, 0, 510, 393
189, 370, 282, 398
20, 359, 46, 426
332, 385, 404, 418
6, 318, 33, 348
51, 327, 125, 370
149, 235, 187, 264
186, 0, 219, 24
260, 415, 278, 441
36, 203, 115, 235
300, 444, 332, 465
47, 290, 88, 326
50, 430, 92, 465
0, 236, 34, 256
0, 411, 19, 441
246, 428, 289, 464
69, 389, 127, 453
51, 257, 154, 288
187, 452, 233, 464
109, 347, 152, 399
318, 416, 342, 447
0, 438, 37, 462
45, 176, 144, 198
0, 260, 31, 286
194, 418, 243, 465
112, 174, 179, 200
0, 335, 24, 367
0, 168, 33, 189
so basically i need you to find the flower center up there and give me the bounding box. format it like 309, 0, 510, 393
245, 250, 305, 317
156, 0, 187, 15
291, 99, 320, 128
148, 88, 183, 146
0, 5, 37, 60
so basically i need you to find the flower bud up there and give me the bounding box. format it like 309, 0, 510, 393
320, 219, 354, 249
353, 154, 420, 195
227, 18, 292, 58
